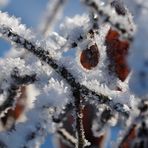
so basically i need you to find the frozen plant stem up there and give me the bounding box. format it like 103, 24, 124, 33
82, 0, 134, 41
73, 89, 85, 148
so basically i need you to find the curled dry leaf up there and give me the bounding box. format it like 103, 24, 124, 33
80, 44, 100, 70
105, 28, 130, 81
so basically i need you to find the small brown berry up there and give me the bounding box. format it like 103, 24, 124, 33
80, 44, 100, 70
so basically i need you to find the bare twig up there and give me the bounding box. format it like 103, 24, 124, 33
40, 0, 67, 37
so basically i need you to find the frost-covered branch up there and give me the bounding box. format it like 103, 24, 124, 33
0, 25, 130, 118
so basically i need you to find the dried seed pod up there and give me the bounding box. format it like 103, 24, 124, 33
105, 29, 130, 81
80, 44, 100, 70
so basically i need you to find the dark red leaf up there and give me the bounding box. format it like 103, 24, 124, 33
105, 29, 130, 81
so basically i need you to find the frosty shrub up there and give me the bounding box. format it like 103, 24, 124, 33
0, 0, 147, 148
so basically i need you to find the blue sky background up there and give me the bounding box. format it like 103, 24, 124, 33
0, 1, 120, 147
0, 0, 85, 57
